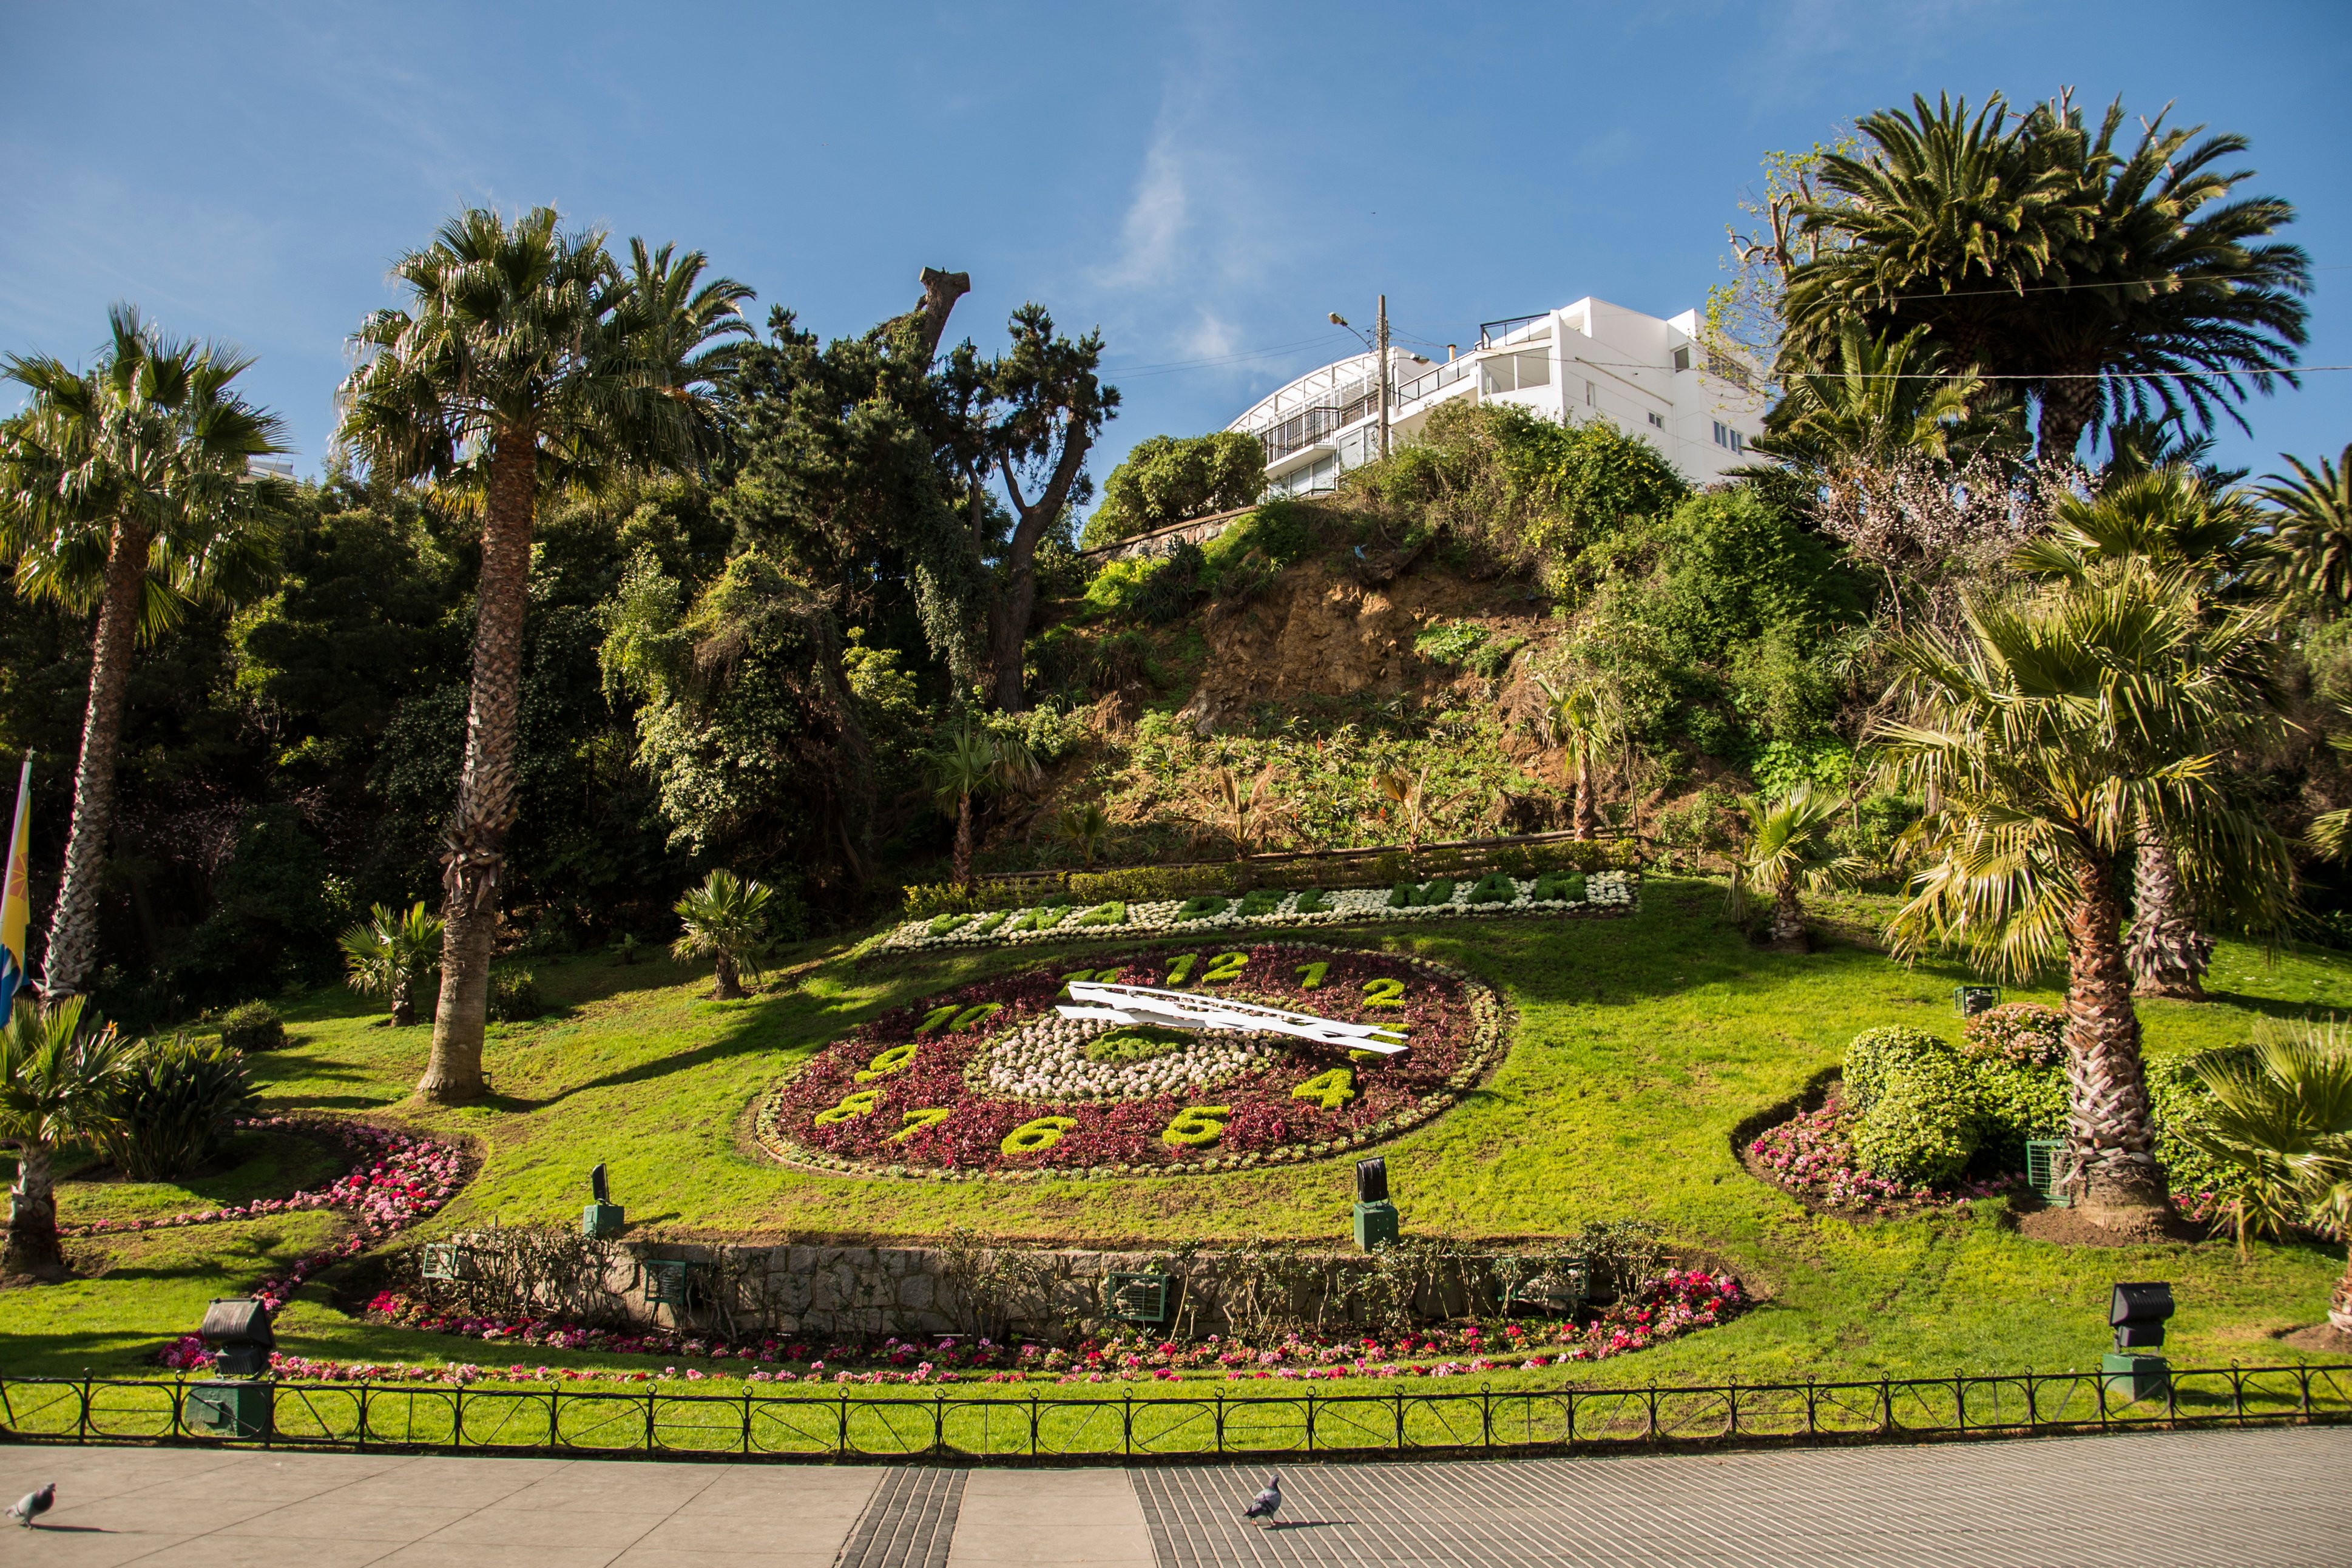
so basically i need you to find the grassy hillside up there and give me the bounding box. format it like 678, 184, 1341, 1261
5, 884, 2346, 1387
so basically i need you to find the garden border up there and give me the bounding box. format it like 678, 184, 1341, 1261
4, 1363, 2345, 1467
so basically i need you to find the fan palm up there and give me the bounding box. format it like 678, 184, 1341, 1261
1788, 92, 2309, 459
1535, 678, 1618, 840
1750, 322, 1999, 471
1873, 563, 2296, 1231
335, 207, 749, 1103
2174, 1022, 2352, 1262
1728, 785, 1864, 948
2257, 443, 2352, 611
922, 721, 1039, 889
338, 902, 445, 1027
1204, 765, 1296, 856
1, 995, 129, 1276
671, 870, 774, 1000
2009, 467, 2283, 999
0, 306, 291, 996
1053, 801, 1112, 868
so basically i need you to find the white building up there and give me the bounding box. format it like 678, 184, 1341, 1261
1229, 297, 1768, 498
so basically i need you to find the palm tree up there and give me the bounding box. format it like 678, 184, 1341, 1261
1728, 785, 1864, 948
672, 870, 774, 1000
2009, 467, 2282, 999
2174, 1022, 2352, 1261
1053, 801, 1112, 868
921, 721, 1039, 889
1751, 322, 1997, 471
1787, 92, 2309, 459
337, 902, 445, 1027
0, 306, 291, 997
1874, 563, 2295, 1232
336, 208, 749, 1103
1535, 679, 1618, 840
1, 995, 128, 1277
2258, 443, 2352, 611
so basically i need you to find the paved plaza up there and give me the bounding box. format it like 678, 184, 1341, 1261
0, 1425, 2344, 1567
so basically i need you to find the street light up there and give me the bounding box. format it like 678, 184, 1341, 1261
1326, 300, 1391, 461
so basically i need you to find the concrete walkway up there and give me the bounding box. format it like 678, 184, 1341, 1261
1, 1425, 2344, 1567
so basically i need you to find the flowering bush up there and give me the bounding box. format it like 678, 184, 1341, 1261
873, 873, 1637, 955
206, 1269, 1745, 1385
759, 943, 1507, 1178
1749, 1096, 2010, 1215
1961, 1003, 2066, 1068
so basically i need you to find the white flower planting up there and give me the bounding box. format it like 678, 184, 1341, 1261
876, 870, 1637, 954
969, 1014, 1272, 1102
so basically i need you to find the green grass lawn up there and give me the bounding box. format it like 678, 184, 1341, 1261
4, 876, 2348, 1393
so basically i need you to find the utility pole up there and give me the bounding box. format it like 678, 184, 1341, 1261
1376, 294, 1391, 462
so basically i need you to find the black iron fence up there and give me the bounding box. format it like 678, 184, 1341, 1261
4, 1364, 2347, 1465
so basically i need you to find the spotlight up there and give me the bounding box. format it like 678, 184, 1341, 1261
2105, 1280, 2174, 1402
584, 1161, 626, 1238
1353, 1156, 1398, 1251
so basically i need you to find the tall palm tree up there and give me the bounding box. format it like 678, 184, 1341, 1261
336, 208, 749, 1104
671, 870, 774, 1000
2258, 442, 2352, 612
921, 720, 1038, 889
1874, 563, 2295, 1232
1, 995, 128, 1277
1535, 679, 1618, 840
1787, 92, 2309, 459
2009, 467, 2282, 999
0, 307, 290, 996
1750, 322, 1998, 471
1728, 785, 1864, 948
338, 902, 444, 1027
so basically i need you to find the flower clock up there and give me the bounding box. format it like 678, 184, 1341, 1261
759, 942, 1507, 1179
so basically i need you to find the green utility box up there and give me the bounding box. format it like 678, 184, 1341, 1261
2103, 1353, 2169, 1403
184, 1380, 272, 1438
583, 1201, 626, 1239
1353, 1200, 1400, 1252
1104, 1271, 1170, 1325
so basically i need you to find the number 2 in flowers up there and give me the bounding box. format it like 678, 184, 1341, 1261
1201, 951, 1249, 984
813, 1090, 882, 1126
1361, 978, 1407, 1008
1290, 1068, 1355, 1110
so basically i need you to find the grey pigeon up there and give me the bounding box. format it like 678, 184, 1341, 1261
1240, 1471, 1281, 1526
8, 1483, 53, 1527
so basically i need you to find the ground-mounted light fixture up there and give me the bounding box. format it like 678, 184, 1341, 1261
184, 1297, 275, 1438
2106, 1280, 2174, 1402
1354, 1156, 1399, 1251
1103, 1270, 1171, 1325
583, 1161, 626, 1239
1953, 984, 2001, 1017
640, 1256, 712, 1326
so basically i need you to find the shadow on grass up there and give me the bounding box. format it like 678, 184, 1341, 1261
493, 996, 802, 1111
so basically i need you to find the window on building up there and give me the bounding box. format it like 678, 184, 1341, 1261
1515, 350, 1549, 388
1647, 411, 1666, 429
1585, 380, 1595, 407
1671, 346, 1691, 372
1480, 351, 1549, 395
1712, 422, 1745, 453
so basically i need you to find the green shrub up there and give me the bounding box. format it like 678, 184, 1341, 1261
1841, 1026, 1951, 1117
217, 1002, 285, 1053
1971, 1060, 2067, 1171
487, 967, 546, 1022
1531, 871, 1587, 904
94, 1035, 256, 1181
1291, 889, 1330, 914
1961, 1003, 2066, 1068
1237, 889, 1285, 917
1468, 872, 1518, 905
2146, 1049, 2241, 1202
1174, 896, 1229, 922
1851, 1072, 1982, 1187
1413, 621, 1489, 666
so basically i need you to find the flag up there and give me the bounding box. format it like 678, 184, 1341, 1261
0, 754, 30, 1026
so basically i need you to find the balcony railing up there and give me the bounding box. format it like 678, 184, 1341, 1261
1257, 388, 1381, 464
1394, 359, 1474, 407
1477, 314, 1548, 349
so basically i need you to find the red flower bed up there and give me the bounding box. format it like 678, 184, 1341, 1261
759, 942, 1503, 1177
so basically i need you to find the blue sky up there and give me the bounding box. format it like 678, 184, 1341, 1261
4, 1, 2348, 495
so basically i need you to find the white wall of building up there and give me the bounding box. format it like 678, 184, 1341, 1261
1227, 296, 1766, 497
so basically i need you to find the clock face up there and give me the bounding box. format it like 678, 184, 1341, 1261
757, 942, 1505, 1179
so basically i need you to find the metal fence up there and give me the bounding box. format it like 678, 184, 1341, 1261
4, 1364, 2347, 1466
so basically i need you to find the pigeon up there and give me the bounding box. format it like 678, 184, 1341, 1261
8, 1483, 53, 1527
1240, 1471, 1281, 1526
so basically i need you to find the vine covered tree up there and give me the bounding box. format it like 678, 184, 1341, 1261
336, 208, 749, 1103
1876, 563, 2294, 1232
0, 307, 291, 997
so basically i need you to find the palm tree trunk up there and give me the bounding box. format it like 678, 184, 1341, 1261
38, 518, 149, 997
420, 429, 536, 1104
2060, 847, 2172, 1232
2330, 1252, 2352, 1335
1570, 757, 1599, 841
2036, 375, 2098, 464
712, 952, 743, 1001
389, 970, 415, 1029
1769, 885, 1807, 947
2, 1138, 64, 1277
955, 791, 975, 890
2127, 822, 2211, 1001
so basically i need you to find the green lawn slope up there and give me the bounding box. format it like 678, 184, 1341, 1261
5, 878, 2347, 1391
